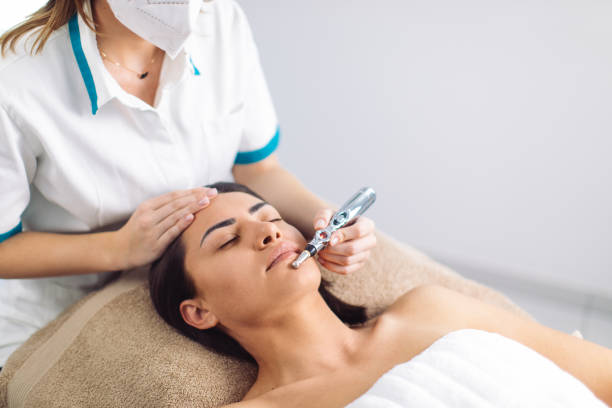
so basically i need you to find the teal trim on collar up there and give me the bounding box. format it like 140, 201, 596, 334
0, 221, 22, 243
69, 14, 98, 115
234, 126, 280, 164
189, 56, 201, 76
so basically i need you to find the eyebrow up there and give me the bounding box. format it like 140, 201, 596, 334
199, 201, 270, 247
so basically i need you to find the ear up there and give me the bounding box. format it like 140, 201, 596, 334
179, 298, 219, 330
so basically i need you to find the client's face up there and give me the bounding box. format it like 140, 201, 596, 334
181, 192, 321, 327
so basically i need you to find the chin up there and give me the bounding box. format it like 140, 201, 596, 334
295, 259, 322, 288
270, 257, 321, 297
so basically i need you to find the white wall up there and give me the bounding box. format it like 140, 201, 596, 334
0, 2, 43, 33
239, 0, 612, 296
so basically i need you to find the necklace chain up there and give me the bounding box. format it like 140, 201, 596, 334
99, 50, 158, 80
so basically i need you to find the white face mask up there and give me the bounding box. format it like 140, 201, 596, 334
106, 0, 203, 59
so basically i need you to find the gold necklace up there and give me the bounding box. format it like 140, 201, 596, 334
99, 49, 159, 80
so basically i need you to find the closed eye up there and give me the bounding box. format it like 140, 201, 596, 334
219, 236, 238, 249
218, 219, 282, 250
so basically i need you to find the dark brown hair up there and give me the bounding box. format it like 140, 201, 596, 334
149, 182, 367, 362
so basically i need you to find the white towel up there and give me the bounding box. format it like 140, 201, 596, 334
347, 329, 606, 408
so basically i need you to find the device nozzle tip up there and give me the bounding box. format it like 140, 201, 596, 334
292, 250, 311, 269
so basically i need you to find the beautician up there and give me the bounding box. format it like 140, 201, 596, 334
0, 0, 376, 367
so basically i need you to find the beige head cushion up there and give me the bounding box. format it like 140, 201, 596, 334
0, 231, 530, 408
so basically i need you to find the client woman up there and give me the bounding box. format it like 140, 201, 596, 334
149, 182, 612, 407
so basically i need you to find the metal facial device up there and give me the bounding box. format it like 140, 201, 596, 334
292, 187, 376, 269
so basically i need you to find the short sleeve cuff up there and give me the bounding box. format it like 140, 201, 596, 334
0, 221, 22, 243
234, 126, 280, 165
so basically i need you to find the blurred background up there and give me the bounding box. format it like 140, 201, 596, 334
2, 1, 611, 346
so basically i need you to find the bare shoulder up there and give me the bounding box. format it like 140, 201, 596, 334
384, 285, 471, 323
387, 284, 459, 307
368, 285, 477, 360
381, 284, 532, 338
381, 285, 612, 405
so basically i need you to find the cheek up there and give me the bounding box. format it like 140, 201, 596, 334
203, 257, 264, 308
283, 225, 307, 245
204, 260, 248, 293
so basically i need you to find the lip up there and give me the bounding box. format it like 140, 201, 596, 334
266, 241, 301, 271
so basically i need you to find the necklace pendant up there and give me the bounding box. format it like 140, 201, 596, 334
139, 72, 149, 80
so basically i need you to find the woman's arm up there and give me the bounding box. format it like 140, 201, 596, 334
0, 188, 212, 278
0, 231, 122, 278
393, 285, 612, 406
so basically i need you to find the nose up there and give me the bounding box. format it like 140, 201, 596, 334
254, 220, 282, 249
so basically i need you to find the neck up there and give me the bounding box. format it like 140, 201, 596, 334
93, 0, 162, 65
229, 293, 366, 389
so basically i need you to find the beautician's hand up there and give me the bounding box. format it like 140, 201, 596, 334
113, 187, 218, 269
312, 210, 376, 275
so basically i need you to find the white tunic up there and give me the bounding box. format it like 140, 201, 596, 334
0, 0, 279, 365
346, 329, 606, 408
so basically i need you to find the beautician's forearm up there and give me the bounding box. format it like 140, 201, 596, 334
233, 156, 333, 237
0, 231, 123, 279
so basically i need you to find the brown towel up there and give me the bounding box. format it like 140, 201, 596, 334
0, 231, 529, 408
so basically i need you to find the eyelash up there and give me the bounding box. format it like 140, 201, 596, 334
218, 218, 283, 249
219, 236, 238, 249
